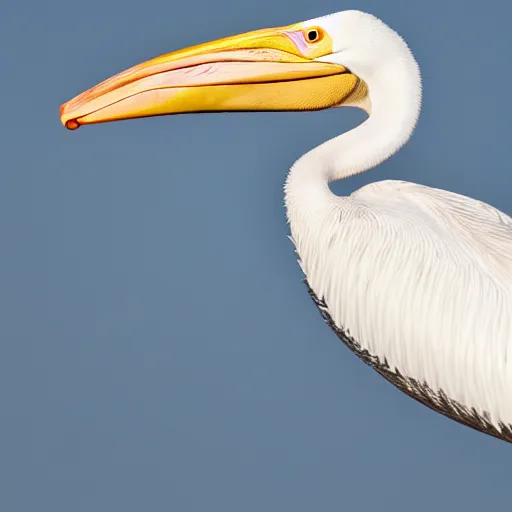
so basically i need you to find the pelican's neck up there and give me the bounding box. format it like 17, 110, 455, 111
284, 39, 422, 225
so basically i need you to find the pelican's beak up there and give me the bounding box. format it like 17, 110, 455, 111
60, 23, 359, 130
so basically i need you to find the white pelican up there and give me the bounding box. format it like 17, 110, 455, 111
60, 10, 512, 443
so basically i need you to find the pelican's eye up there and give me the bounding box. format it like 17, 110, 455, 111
305, 27, 323, 43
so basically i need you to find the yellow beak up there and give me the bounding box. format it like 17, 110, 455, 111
60, 24, 358, 130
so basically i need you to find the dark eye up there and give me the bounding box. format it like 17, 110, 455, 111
306, 29, 320, 43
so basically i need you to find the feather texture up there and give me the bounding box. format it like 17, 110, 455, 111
294, 181, 512, 436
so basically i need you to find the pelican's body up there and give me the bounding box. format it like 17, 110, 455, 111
60, 10, 512, 442
291, 179, 512, 441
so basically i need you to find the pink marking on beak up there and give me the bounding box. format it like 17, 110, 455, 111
284, 30, 309, 55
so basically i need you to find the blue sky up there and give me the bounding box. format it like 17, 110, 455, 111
2, 0, 511, 510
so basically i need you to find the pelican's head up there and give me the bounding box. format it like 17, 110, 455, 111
60, 11, 414, 129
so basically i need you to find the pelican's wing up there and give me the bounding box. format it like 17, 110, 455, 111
301, 179, 512, 441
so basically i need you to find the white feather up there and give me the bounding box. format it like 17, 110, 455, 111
285, 11, 512, 434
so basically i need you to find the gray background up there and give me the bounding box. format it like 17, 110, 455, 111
2, 0, 511, 510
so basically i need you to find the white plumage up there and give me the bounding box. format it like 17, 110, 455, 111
285, 11, 512, 441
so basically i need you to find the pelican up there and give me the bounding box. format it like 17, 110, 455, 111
60, 10, 512, 443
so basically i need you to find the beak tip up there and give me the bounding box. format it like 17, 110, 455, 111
60, 102, 80, 130
65, 119, 81, 130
